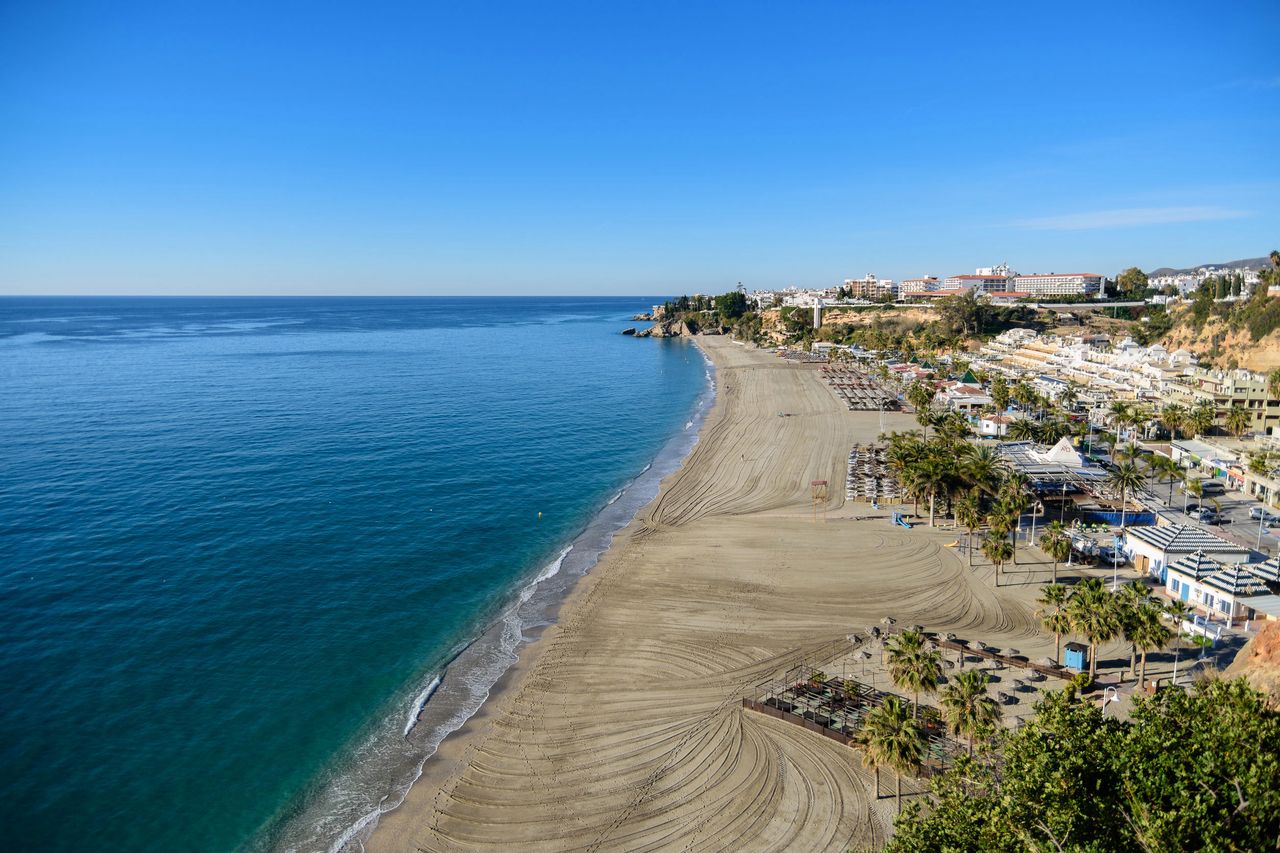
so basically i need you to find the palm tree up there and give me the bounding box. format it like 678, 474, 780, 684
998, 474, 1031, 564
1132, 600, 1174, 686
1159, 403, 1187, 440
1106, 460, 1145, 533
1190, 399, 1216, 437
914, 453, 953, 527
1165, 599, 1194, 685
1149, 455, 1183, 504
1108, 400, 1131, 447
1036, 583, 1072, 663
1039, 521, 1071, 584
1115, 582, 1149, 678
857, 695, 925, 814
1060, 382, 1080, 412
885, 630, 941, 719
1007, 418, 1038, 442
939, 668, 1000, 756
1184, 477, 1203, 512
955, 489, 983, 567
1268, 368, 1280, 404
960, 444, 1002, 496
1067, 578, 1120, 681
907, 381, 936, 435
982, 528, 1014, 587
1226, 405, 1250, 438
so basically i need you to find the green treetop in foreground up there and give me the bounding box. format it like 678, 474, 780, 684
881, 678, 1280, 853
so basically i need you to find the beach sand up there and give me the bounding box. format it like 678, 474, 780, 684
366, 336, 1062, 852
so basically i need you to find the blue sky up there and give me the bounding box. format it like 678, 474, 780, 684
2, 1, 1277, 295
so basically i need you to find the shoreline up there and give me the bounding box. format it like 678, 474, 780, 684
323, 339, 717, 853
363, 337, 1064, 851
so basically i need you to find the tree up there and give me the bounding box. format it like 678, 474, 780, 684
1116, 266, 1149, 299
1159, 402, 1187, 439
906, 381, 936, 434
1068, 578, 1120, 681
1226, 404, 1251, 438
858, 695, 926, 814
1131, 600, 1173, 686
884, 679, 1280, 853
1267, 368, 1280, 403
1039, 521, 1071, 584
939, 669, 1000, 757
1106, 460, 1145, 532
954, 489, 983, 567
1005, 418, 1038, 442
982, 528, 1014, 587
1036, 583, 1072, 663
990, 374, 1010, 411
713, 290, 748, 321
1109, 400, 1131, 447
997, 474, 1031, 565
1059, 381, 1080, 412
1184, 476, 1203, 511
885, 630, 942, 719
1189, 399, 1216, 437
960, 444, 1002, 496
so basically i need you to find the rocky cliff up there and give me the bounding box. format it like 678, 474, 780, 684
1225, 621, 1280, 708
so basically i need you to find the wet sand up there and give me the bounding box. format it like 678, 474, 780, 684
366, 336, 1061, 852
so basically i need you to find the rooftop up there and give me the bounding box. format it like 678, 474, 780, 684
1126, 524, 1252, 556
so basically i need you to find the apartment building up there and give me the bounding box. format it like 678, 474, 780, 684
1009, 273, 1104, 298
898, 276, 943, 298
842, 274, 896, 300
1161, 369, 1280, 435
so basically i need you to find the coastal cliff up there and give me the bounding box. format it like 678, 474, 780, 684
633, 317, 724, 338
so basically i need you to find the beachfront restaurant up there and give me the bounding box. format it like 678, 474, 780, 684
1125, 524, 1254, 583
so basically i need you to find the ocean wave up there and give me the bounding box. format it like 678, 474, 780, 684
519, 545, 572, 604
402, 676, 442, 737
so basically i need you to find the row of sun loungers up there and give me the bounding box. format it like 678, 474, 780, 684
846, 443, 902, 502
820, 365, 901, 411
776, 349, 828, 363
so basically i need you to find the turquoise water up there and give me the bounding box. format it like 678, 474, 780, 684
0, 297, 711, 852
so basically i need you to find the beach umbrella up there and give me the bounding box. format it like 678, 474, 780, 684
1038, 656, 1058, 668
909, 624, 925, 633
1006, 648, 1021, 657
881, 616, 896, 626
944, 632, 957, 642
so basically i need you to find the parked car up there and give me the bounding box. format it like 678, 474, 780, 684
1189, 507, 1220, 524
1199, 480, 1226, 496
1249, 506, 1280, 523
1185, 503, 1202, 515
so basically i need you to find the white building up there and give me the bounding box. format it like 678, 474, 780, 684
1124, 524, 1253, 582
1164, 552, 1275, 625
1011, 273, 1104, 298
898, 276, 943, 298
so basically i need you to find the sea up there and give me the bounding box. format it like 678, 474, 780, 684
0, 296, 714, 852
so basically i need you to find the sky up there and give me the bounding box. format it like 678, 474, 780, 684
1, 1, 1278, 295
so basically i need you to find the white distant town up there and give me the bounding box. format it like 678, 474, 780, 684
749, 262, 1265, 308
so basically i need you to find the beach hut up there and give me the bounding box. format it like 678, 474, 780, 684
1063, 642, 1089, 672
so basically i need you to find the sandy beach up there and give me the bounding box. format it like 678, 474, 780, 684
366, 336, 1065, 852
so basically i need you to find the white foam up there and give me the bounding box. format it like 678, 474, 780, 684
403, 675, 442, 737
519, 545, 572, 604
